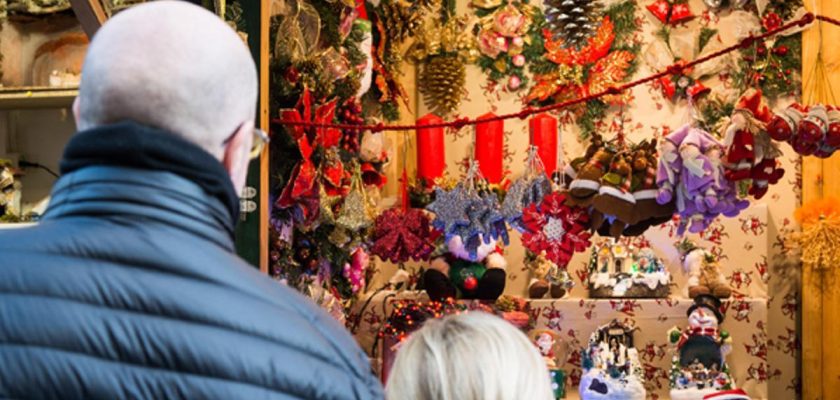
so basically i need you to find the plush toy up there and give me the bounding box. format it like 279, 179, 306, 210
657, 125, 748, 235
569, 145, 615, 205
528, 251, 573, 299
625, 140, 675, 235
423, 235, 507, 302
721, 90, 784, 199
679, 240, 731, 299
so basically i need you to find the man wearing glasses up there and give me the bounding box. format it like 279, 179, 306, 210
0, 2, 383, 399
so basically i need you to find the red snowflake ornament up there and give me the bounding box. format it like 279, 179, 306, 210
370, 208, 437, 264
521, 192, 592, 268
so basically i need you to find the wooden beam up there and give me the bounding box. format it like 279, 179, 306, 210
69, 0, 107, 39
259, 0, 270, 274
801, 1, 840, 399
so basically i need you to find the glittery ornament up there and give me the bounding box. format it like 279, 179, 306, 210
426, 186, 471, 233
503, 146, 552, 231
521, 192, 592, 268
335, 170, 373, 234
370, 208, 437, 263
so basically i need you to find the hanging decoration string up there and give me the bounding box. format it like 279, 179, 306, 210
272, 12, 828, 134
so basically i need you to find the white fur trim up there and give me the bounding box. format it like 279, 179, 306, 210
633, 189, 658, 200
564, 164, 577, 179
570, 179, 600, 191
598, 186, 637, 204
485, 252, 507, 270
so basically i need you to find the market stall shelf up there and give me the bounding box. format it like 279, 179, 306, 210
354, 294, 771, 400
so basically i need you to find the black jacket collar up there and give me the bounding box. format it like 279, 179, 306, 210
52, 121, 240, 241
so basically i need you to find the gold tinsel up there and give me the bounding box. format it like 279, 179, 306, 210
420, 54, 467, 116
792, 198, 840, 272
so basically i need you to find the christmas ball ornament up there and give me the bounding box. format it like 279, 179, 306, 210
511, 36, 525, 48
508, 75, 522, 90
826, 107, 840, 147
767, 114, 795, 141
544, 0, 600, 49
420, 54, 467, 115
512, 54, 526, 67
463, 275, 478, 291
798, 105, 829, 146
792, 133, 820, 156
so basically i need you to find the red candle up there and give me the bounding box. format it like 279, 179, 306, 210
475, 112, 504, 184
529, 113, 558, 176
416, 113, 446, 186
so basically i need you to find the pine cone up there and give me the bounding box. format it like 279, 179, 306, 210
420, 54, 466, 115
544, 0, 601, 49
377, 0, 424, 45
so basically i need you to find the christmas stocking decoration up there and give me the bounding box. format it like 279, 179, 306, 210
592, 154, 637, 237
569, 147, 614, 205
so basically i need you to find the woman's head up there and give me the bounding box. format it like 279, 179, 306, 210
385, 312, 553, 400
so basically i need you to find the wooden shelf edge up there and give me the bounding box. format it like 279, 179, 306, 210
0, 87, 78, 110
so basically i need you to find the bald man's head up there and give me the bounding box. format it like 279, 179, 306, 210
76, 1, 258, 159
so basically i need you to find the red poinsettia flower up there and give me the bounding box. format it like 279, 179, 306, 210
279, 88, 342, 148
275, 136, 321, 226
520, 192, 592, 268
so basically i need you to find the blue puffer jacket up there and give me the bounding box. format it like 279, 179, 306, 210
0, 122, 383, 400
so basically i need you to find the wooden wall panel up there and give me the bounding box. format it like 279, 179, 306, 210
801, 1, 840, 398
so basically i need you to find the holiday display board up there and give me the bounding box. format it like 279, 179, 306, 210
361, 1, 801, 397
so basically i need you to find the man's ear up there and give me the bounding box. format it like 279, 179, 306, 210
222, 121, 255, 197
72, 97, 81, 127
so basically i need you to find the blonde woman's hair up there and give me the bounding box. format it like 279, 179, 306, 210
385, 312, 554, 400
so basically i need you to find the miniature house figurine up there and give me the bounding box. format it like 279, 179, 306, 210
668, 295, 736, 400
588, 239, 671, 298
579, 319, 646, 400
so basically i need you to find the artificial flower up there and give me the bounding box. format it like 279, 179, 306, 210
478, 29, 508, 58
494, 4, 529, 38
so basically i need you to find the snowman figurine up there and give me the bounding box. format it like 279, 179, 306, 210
668, 295, 736, 400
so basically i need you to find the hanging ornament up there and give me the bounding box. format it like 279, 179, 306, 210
520, 192, 591, 269
427, 161, 510, 257
426, 186, 471, 234
544, 0, 601, 50
503, 146, 552, 231
370, 208, 437, 263
332, 167, 374, 247
646, 0, 695, 26
408, 11, 476, 115
792, 198, 840, 279
420, 54, 467, 115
